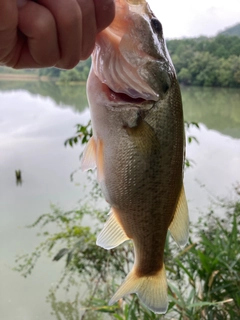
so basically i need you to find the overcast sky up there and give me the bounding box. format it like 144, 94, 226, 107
147, 0, 240, 39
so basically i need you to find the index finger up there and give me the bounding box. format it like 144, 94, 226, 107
0, 0, 17, 31
0, 0, 18, 63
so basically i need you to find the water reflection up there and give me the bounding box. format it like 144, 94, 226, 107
0, 81, 239, 319
46, 291, 83, 320
0, 85, 90, 320
1, 80, 239, 138
182, 86, 240, 138
0, 80, 88, 113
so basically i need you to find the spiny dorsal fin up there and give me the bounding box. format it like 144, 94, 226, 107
96, 209, 130, 250
169, 185, 189, 247
109, 265, 168, 314
81, 137, 97, 171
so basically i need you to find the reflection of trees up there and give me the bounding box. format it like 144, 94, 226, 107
1, 80, 240, 139
0, 80, 88, 113
46, 291, 82, 320
182, 86, 240, 138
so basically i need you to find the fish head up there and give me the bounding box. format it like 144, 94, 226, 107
91, 0, 176, 105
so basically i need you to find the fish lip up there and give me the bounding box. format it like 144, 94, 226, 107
104, 82, 156, 109
109, 88, 153, 104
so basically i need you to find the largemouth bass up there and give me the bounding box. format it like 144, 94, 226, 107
82, 0, 189, 314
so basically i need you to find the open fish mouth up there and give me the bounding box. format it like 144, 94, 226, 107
91, 0, 163, 105
108, 88, 149, 104
87, 69, 155, 115
92, 40, 160, 104
95, 74, 156, 109
90, 0, 175, 108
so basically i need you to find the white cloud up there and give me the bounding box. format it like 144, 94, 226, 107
147, 0, 240, 38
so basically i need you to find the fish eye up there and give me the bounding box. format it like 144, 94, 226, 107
151, 18, 163, 35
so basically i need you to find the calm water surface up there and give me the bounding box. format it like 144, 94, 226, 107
0, 81, 239, 319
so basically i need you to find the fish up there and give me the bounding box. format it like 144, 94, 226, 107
81, 0, 189, 314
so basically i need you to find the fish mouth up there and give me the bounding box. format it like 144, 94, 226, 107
87, 69, 155, 111
92, 40, 160, 104
91, 0, 175, 106
103, 80, 155, 109
108, 87, 151, 105
91, 0, 161, 104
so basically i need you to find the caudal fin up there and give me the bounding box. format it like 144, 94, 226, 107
109, 265, 168, 314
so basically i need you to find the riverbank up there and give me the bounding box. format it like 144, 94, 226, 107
0, 73, 51, 81
0, 73, 87, 85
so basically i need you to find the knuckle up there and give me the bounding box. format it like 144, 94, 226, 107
31, 11, 55, 39
58, 2, 82, 29
56, 57, 80, 70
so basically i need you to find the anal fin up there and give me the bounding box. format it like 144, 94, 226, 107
169, 185, 189, 247
96, 208, 130, 250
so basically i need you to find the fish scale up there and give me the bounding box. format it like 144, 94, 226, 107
81, 0, 189, 314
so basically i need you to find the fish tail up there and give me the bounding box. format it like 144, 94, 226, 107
109, 264, 168, 314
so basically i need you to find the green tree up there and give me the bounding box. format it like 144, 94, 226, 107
167, 35, 240, 88
178, 68, 192, 85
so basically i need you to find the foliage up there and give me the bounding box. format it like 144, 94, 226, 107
2, 34, 240, 88
219, 23, 240, 37
47, 291, 82, 320
37, 35, 240, 88
38, 58, 91, 82
0, 66, 37, 74
167, 35, 240, 88
64, 121, 93, 148
168, 192, 240, 319
14, 181, 240, 319
38, 67, 61, 78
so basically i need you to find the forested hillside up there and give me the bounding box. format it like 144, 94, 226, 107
167, 35, 240, 87
219, 23, 240, 37
38, 58, 91, 82
1, 34, 239, 88
33, 34, 240, 88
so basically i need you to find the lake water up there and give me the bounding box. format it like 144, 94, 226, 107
0, 81, 239, 319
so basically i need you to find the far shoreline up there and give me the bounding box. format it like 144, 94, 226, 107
0, 73, 50, 81
0, 73, 86, 85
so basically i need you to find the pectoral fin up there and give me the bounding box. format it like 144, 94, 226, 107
81, 137, 105, 182
126, 119, 160, 157
81, 137, 97, 171
169, 185, 189, 247
96, 208, 130, 250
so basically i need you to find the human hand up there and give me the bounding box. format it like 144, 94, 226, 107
0, 0, 115, 69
